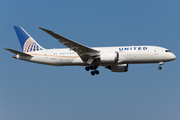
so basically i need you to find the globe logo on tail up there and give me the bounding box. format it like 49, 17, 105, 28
23, 37, 43, 53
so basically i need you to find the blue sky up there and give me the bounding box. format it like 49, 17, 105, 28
1, 0, 180, 120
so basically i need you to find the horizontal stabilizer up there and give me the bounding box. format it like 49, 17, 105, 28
4, 48, 31, 57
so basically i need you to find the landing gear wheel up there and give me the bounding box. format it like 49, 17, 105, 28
158, 66, 162, 70
95, 70, 99, 75
91, 71, 95, 76
85, 66, 90, 71
85, 66, 100, 76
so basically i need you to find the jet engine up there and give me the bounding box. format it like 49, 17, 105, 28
100, 52, 119, 63
106, 64, 128, 72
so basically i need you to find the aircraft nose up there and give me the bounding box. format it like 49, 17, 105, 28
171, 53, 176, 60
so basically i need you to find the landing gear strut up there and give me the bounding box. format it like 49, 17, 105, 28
85, 66, 99, 76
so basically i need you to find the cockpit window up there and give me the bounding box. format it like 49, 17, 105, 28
165, 50, 171, 52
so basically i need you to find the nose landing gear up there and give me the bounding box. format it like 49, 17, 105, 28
158, 62, 163, 70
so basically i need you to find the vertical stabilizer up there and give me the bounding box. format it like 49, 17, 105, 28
14, 26, 44, 53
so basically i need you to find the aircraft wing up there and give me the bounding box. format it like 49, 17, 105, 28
38, 27, 100, 64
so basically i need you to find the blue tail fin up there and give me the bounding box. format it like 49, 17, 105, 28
14, 26, 44, 53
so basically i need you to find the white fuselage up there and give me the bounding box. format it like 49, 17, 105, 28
7, 26, 176, 75
14, 45, 176, 66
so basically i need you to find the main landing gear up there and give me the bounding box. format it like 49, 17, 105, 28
85, 66, 99, 76
158, 62, 163, 70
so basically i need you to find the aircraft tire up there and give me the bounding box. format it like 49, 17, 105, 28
85, 67, 90, 71
158, 66, 162, 70
91, 71, 95, 76
95, 70, 99, 75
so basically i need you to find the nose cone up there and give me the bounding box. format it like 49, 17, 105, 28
171, 53, 176, 60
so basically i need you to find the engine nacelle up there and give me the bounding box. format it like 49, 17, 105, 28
106, 64, 128, 72
100, 52, 119, 63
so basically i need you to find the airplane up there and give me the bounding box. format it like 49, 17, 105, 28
5, 26, 176, 76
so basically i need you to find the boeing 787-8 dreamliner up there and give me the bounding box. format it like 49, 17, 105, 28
5, 26, 176, 75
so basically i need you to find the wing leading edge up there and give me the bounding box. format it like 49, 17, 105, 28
37, 27, 100, 64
